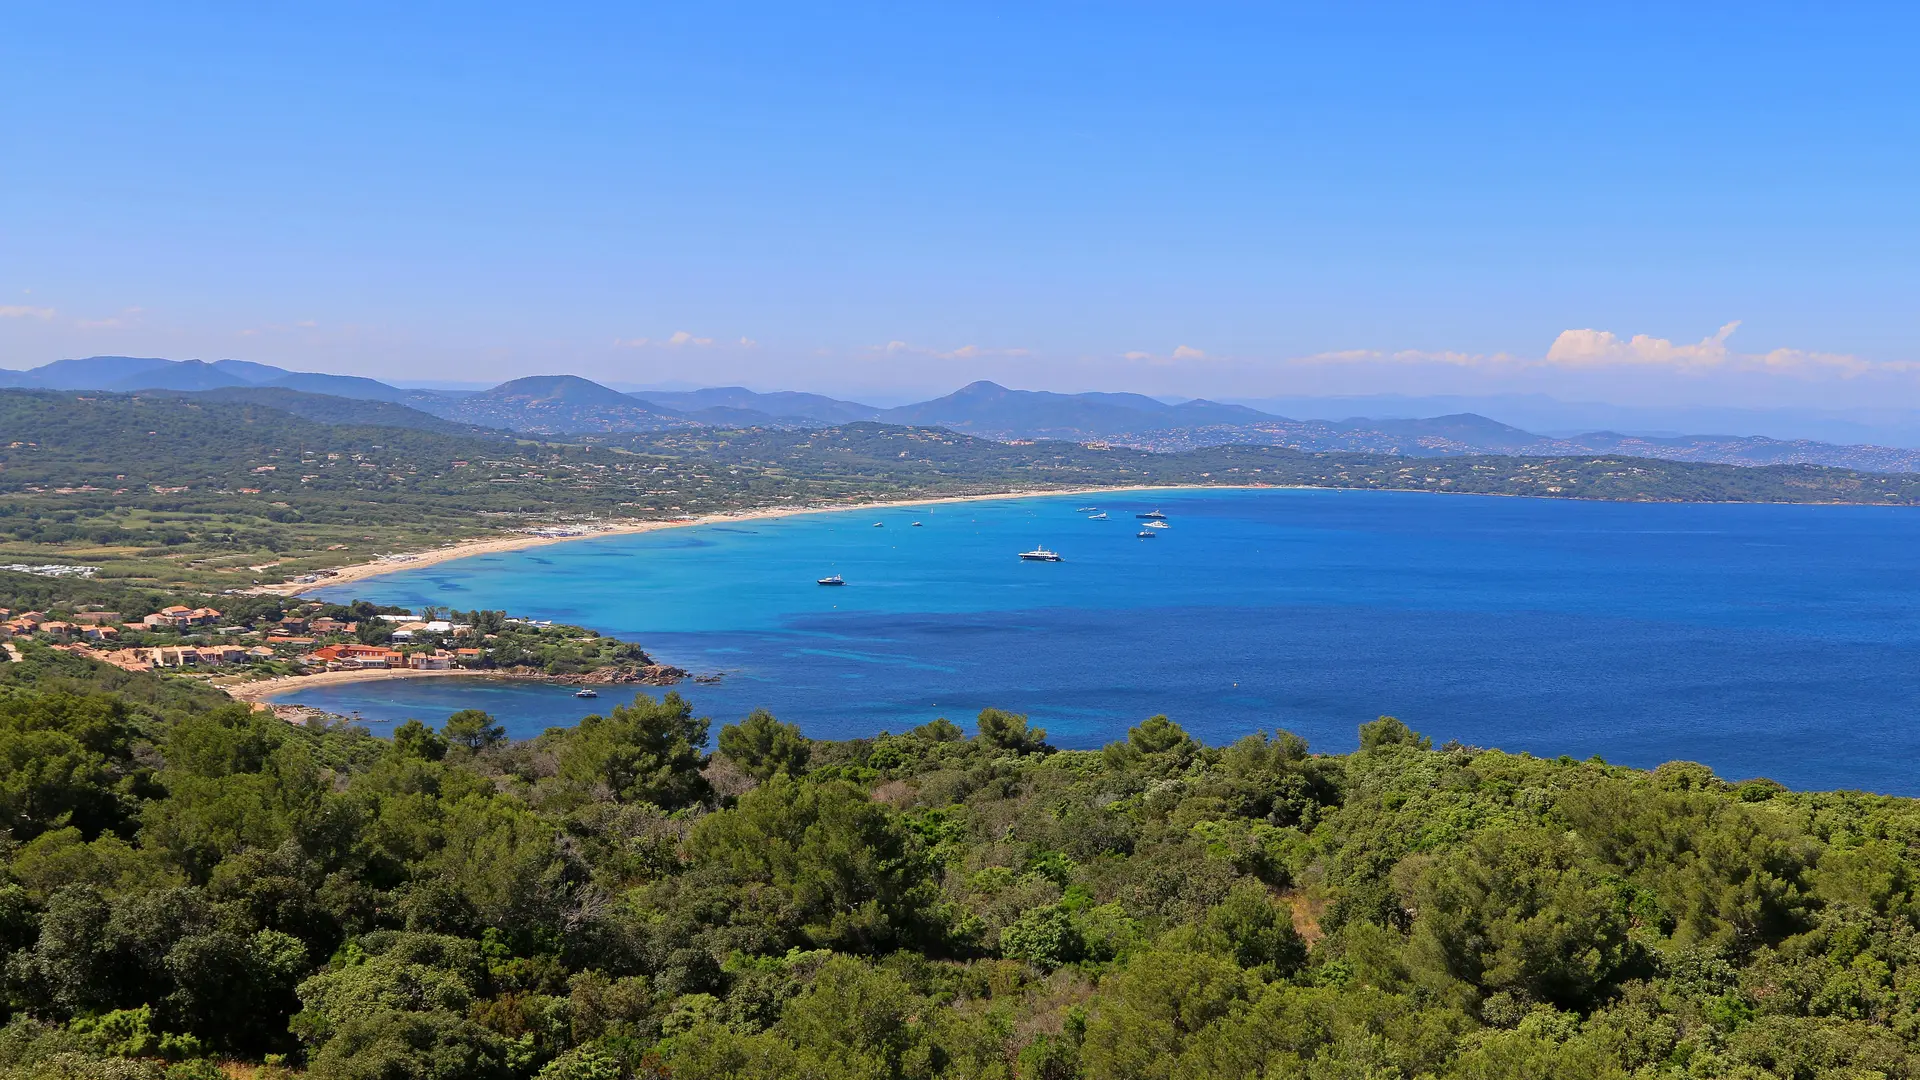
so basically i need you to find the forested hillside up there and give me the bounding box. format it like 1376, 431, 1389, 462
2, 651, 1917, 1079
6, 388, 1920, 590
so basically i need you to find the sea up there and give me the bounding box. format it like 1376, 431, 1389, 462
278, 488, 1920, 794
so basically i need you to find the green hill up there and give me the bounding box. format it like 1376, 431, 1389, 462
3, 388, 1919, 589
1, 662, 1916, 1078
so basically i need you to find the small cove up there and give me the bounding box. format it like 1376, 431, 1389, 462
276, 488, 1920, 793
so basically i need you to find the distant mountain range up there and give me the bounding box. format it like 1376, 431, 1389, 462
6, 355, 1920, 473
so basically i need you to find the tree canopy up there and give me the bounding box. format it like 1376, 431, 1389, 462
2, 675, 1918, 1079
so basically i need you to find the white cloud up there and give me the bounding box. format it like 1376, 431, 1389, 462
1121, 344, 1212, 365
0, 305, 55, 319
1295, 323, 1916, 380
75, 306, 144, 330
1540, 322, 1916, 377
614, 330, 728, 350
874, 341, 1031, 361
1545, 321, 1740, 369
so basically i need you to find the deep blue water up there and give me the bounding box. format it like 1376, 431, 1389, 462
278, 488, 1920, 793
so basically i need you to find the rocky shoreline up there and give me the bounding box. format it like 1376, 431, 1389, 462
546, 662, 693, 686
224, 660, 718, 706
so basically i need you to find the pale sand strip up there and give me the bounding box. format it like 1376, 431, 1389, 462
260, 483, 1220, 597
218, 665, 603, 703
224, 666, 490, 702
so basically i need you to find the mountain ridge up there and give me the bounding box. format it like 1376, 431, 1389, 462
6, 358, 1918, 472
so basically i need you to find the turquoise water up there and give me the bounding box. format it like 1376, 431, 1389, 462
282, 488, 1920, 793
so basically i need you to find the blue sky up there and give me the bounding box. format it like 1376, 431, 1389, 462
4, 3, 1918, 406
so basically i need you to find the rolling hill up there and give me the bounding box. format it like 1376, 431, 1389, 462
877, 380, 1269, 437
427, 374, 695, 434
8, 359, 1919, 471
630, 385, 883, 424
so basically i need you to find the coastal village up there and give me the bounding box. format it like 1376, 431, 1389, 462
0, 595, 684, 689
4, 603, 467, 674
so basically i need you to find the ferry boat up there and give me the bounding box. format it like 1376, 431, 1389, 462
1136, 509, 1168, 520
1018, 546, 1063, 562
1087, 512, 1108, 520
817, 574, 846, 586
572, 688, 599, 699
1143, 519, 1170, 529
1137, 530, 1157, 539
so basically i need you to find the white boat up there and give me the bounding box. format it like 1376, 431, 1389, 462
1137, 530, 1157, 539
817, 574, 846, 586
1018, 546, 1063, 562
1087, 512, 1108, 520
1076, 506, 1099, 512
1136, 509, 1167, 520
911, 521, 923, 527
872, 522, 884, 527
572, 687, 599, 699
1144, 520, 1170, 529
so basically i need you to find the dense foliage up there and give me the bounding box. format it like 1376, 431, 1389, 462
1, 659, 1917, 1078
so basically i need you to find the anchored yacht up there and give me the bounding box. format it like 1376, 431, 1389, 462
1018, 546, 1063, 562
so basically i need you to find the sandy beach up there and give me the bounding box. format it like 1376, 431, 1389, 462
261, 483, 1220, 597
222, 665, 488, 701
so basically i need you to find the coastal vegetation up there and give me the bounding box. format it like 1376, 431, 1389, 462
5, 388, 1920, 590
1, 648, 1918, 1078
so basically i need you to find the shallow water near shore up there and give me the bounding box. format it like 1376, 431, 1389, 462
277, 488, 1920, 793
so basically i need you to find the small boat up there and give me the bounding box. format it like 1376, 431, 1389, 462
872, 522, 884, 527
1144, 520, 1170, 529
911, 521, 923, 527
817, 574, 846, 586
1018, 546, 1063, 562
1087, 512, 1108, 520
1076, 506, 1099, 512
1137, 530, 1157, 539
573, 688, 599, 699
1136, 509, 1167, 520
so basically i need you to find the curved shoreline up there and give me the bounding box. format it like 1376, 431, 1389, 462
262, 479, 1915, 600
238, 484, 1217, 708
263, 483, 1217, 597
